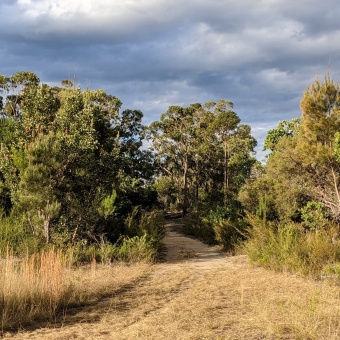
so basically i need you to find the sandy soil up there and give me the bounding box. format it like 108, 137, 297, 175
4, 218, 340, 339
162, 218, 226, 265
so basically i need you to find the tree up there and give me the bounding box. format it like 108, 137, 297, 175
148, 104, 201, 215
263, 119, 300, 153
202, 100, 257, 205
148, 100, 257, 213
240, 75, 340, 224
300, 75, 340, 145
0, 71, 156, 245
17, 133, 62, 242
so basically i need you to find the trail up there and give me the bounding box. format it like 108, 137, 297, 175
4, 218, 340, 339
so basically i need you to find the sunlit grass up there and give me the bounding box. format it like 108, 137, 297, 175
0, 247, 150, 333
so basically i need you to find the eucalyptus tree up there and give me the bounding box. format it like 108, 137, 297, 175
148, 104, 202, 215
148, 100, 257, 212
200, 100, 257, 205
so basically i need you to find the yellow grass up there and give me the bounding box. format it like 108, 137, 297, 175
3, 256, 340, 339
0, 247, 67, 331
0, 247, 151, 334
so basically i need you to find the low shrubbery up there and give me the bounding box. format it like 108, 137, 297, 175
242, 214, 340, 278
0, 209, 165, 264
183, 202, 247, 251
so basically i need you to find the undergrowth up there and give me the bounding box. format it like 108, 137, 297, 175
0, 209, 165, 264
242, 214, 340, 279
183, 203, 247, 251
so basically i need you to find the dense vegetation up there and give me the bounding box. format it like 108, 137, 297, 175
0, 71, 161, 260
0, 71, 258, 258
239, 75, 340, 278
148, 100, 257, 250
1, 70, 340, 280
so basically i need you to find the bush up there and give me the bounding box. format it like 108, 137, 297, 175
114, 234, 156, 262
243, 213, 340, 278
183, 203, 247, 250
0, 216, 46, 256
301, 201, 329, 231
183, 218, 216, 245
213, 218, 247, 251
0, 207, 165, 266
124, 207, 165, 257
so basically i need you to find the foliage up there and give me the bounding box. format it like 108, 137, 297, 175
114, 234, 156, 262
241, 76, 340, 223
0, 71, 157, 248
243, 214, 340, 277
240, 75, 340, 277
263, 119, 300, 153
183, 202, 247, 250
124, 207, 165, 256
148, 100, 257, 216
300, 201, 330, 231
0, 216, 45, 255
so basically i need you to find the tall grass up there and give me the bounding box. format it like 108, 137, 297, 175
0, 246, 151, 333
0, 209, 165, 331
0, 247, 69, 331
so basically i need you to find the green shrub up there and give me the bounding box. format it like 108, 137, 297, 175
213, 218, 247, 251
65, 239, 117, 265
124, 207, 165, 256
182, 218, 216, 245
114, 234, 156, 262
0, 216, 46, 256
243, 213, 340, 278
183, 203, 247, 250
0, 207, 165, 265
300, 201, 329, 231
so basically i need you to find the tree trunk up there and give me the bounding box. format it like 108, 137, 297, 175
182, 155, 189, 216
223, 140, 229, 206
43, 216, 50, 243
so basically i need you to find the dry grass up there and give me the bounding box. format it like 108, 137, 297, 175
0, 247, 68, 331
3, 219, 340, 339
4, 256, 340, 339
0, 247, 151, 335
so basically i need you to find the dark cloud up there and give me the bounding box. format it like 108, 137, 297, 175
1, 0, 340, 159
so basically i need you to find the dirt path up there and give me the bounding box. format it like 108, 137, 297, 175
162, 217, 226, 265
4, 219, 340, 339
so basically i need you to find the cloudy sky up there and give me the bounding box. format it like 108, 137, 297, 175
1, 0, 340, 160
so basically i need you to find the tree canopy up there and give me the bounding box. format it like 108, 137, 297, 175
0, 71, 156, 245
